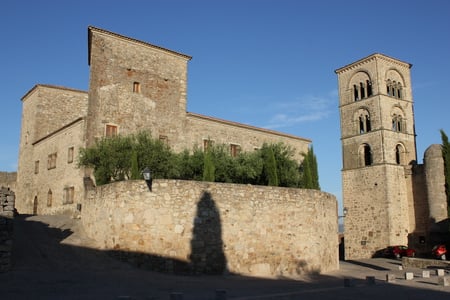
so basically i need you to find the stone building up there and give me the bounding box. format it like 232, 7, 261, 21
336, 53, 448, 259
15, 26, 310, 215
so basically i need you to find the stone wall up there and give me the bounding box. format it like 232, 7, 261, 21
0, 187, 15, 272
81, 179, 338, 277
0, 172, 16, 192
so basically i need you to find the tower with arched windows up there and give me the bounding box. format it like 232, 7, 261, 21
335, 53, 419, 259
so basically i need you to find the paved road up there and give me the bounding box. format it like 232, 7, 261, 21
1, 214, 449, 299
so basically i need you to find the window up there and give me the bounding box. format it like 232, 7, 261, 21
47, 189, 52, 207
63, 186, 74, 204
395, 144, 406, 165
47, 153, 57, 170
356, 109, 371, 134
67, 147, 74, 163
105, 124, 118, 137
386, 80, 402, 99
392, 114, 404, 132
203, 139, 214, 152
34, 160, 40, 174
353, 80, 373, 101
230, 144, 241, 157
159, 135, 169, 146
366, 80, 373, 97
353, 85, 359, 101
133, 81, 141, 93
364, 144, 372, 166
359, 144, 373, 167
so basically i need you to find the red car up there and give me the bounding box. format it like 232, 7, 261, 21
383, 245, 416, 259
432, 245, 447, 260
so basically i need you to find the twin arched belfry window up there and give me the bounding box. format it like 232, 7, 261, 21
353, 80, 373, 101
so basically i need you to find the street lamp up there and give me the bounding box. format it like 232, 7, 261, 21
142, 167, 152, 191
339, 207, 348, 219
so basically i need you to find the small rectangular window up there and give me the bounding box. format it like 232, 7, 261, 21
230, 144, 241, 157
203, 139, 214, 152
105, 124, 118, 137
34, 160, 40, 174
159, 135, 168, 145
67, 147, 74, 163
47, 153, 57, 170
63, 186, 75, 204
133, 82, 141, 93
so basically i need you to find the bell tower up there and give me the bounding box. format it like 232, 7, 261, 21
335, 53, 417, 259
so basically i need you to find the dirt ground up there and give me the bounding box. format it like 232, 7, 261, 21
1, 214, 450, 300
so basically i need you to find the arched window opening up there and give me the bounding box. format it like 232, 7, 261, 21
357, 110, 371, 134
47, 189, 52, 207
360, 82, 365, 99
392, 114, 403, 132
396, 83, 402, 99
395, 144, 406, 165
364, 144, 372, 166
366, 80, 373, 97
365, 115, 371, 132
359, 116, 364, 133
395, 145, 401, 164
354, 84, 359, 101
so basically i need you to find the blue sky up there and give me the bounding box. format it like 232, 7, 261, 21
1, 0, 449, 213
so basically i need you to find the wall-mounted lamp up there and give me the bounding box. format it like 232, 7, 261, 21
339, 207, 348, 219
142, 167, 152, 191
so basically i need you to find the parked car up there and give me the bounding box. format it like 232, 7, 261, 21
382, 245, 416, 259
432, 244, 447, 260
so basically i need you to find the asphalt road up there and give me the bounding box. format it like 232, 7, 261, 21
1, 214, 449, 299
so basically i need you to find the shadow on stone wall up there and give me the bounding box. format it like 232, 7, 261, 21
189, 191, 227, 274
108, 190, 227, 275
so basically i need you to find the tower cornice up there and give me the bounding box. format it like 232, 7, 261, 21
335, 53, 412, 74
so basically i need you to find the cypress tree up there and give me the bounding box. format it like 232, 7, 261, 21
202, 150, 215, 182
130, 150, 140, 180
265, 146, 279, 186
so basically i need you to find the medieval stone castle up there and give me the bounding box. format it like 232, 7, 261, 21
15, 26, 310, 216
4, 26, 448, 265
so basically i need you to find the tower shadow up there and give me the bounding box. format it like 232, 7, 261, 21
189, 191, 227, 274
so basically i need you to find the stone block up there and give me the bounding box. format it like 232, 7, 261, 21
386, 273, 396, 283
422, 270, 430, 278
405, 272, 414, 280
436, 269, 445, 276
438, 276, 450, 286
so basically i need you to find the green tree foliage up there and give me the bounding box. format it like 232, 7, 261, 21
130, 150, 140, 180
300, 146, 320, 190
440, 129, 450, 217
78, 131, 317, 189
262, 145, 279, 186
202, 149, 215, 182
78, 131, 177, 185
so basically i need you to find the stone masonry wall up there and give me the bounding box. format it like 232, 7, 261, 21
0, 187, 15, 272
0, 172, 16, 192
81, 179, 338, 277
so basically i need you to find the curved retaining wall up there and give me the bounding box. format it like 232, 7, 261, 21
81, 179, 338, 277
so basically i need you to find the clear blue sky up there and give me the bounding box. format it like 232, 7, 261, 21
1, 0, 449, 213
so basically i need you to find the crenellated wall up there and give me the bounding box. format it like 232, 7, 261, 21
81, 179, 339, 277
